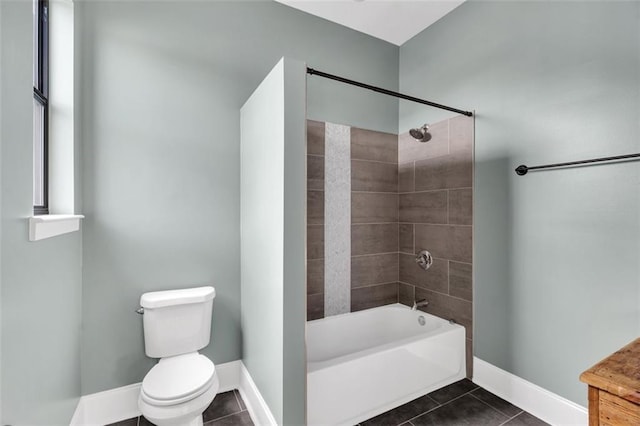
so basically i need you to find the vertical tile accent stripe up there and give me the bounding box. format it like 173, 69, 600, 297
324, 123, 351, 316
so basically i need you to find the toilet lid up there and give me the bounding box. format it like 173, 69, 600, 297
141, 354, 215, 404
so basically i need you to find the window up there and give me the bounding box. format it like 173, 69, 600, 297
33, 0, 49, 215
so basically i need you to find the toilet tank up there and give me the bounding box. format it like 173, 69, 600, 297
140, 286, 215, 358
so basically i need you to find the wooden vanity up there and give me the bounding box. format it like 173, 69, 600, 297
580, 338, 640, 426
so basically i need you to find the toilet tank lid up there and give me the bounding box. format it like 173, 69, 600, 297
141, 286, 215, 309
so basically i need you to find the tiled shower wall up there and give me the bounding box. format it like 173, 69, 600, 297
307, 120, 326, 320
306, 120, 400, 320
307, 116, 473, 377
397, 115, 474, 377
350, 127, 399, 312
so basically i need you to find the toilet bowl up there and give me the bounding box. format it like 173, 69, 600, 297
138, 287, 218, 426
139, 353, 220, 426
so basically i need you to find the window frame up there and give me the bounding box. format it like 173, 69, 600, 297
33, 0, 49, 215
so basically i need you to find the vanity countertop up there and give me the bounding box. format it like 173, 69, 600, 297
580, 337, 640, 404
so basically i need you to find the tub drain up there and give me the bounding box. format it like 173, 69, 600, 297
418, 316, 426, 326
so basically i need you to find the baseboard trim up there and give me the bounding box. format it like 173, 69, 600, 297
473, 357, 588, 426
238, 362, 278, 426
70, 359, 275, 426
70, 382, 141, 426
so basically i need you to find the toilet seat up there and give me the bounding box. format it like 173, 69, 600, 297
141, 353, 216, 406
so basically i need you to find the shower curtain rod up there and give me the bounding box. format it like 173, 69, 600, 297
306, 67, 474, 117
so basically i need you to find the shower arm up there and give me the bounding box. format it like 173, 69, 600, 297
306, 67, 473, 117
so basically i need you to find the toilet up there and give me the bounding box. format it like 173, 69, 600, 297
138, 286, 219, 426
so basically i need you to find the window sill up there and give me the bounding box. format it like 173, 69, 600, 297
29, 214, 84, 241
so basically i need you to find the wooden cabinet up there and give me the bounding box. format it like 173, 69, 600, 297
580, 338, 640, 426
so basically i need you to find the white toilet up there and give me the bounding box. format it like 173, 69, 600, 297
138, 286, 219, 426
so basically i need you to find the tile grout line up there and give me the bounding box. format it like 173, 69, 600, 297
405, 385, 479, 424
352, 251, 401, 258
411, 160, 416, 196
398, 186, 472, 195
352, 281, 401, 290
351, 158, 399, 166
411, 219, 415, 306
468, 391, 523, 421
352, 221, 400, 226
447, 260, 451, 296
352, 221, 400, 225
397, 280, 472, 303
203, 407, 245, 425
402, 185, 473, 195
396, 156, 400, 300
398, 251, 471, 268
405, 223, 472, 228
352, 190, 402, 194
446, 188, 450, 227
497, 411, 526, 426
232, 388, 242, 412
351, 252, 399, 258
411, 223, 415, 255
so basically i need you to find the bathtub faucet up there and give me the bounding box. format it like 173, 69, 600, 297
412, 299, 429, 311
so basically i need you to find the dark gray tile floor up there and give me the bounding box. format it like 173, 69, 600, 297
359, 379, 550, 426
107, 389, 253, 426
108, 380, 547, 426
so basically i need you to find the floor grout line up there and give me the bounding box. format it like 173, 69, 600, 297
363, 381, 544, 426
404, 385, 479, 424
204, 408, 244, 424
468, 391, 522, 420
498, 411, 526, 426
232, 389, 243, 412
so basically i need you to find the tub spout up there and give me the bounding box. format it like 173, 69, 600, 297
412, 298, 429, 311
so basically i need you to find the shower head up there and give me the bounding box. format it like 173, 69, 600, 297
409, 124, 431, 143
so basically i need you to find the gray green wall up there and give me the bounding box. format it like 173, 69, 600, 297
0, 0, 3, 422
399, 0, 640, 405
0, 2, 83, 424
78, 0, 398, 394
240, 58, 307, 425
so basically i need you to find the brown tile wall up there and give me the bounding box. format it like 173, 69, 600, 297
350, 127, 399, 313
397, 115, 474, 378
307, 120, 325, 320
306, 121, 401, 320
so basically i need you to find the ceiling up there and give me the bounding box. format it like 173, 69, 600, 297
274, 0, 465, 46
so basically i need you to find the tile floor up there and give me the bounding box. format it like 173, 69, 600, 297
107, 389, 253, 426
359, 379, 549, 426
109, 380, 548, 426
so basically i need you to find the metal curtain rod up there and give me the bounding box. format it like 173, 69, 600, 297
515, 152, 640, 176
306, 67, 473, 117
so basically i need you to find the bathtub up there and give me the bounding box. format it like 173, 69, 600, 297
306, 303, 466, 426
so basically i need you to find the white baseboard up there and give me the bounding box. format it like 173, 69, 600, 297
70, 359, 275, 426
70, 382, 141, 426
473, 357, 588, 426
214, 359, 242, 393
237, 362, 277, 426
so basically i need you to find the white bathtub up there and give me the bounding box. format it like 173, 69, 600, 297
306, 303, 466, 426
